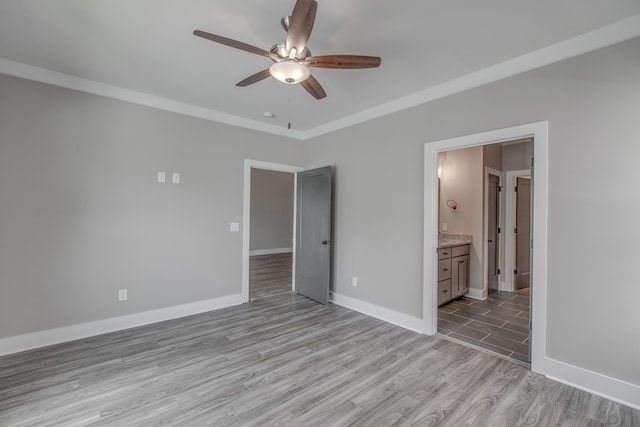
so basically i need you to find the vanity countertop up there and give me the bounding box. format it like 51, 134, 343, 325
438, 240, 471, 249
438, 233, 472, 249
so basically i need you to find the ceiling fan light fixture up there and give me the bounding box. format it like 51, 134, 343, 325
269, 60, 310, 84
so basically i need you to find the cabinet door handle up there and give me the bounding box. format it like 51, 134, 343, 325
443, 289, 448, 293
442, 268, 448, 271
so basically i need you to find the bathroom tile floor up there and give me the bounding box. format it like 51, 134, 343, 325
438, 288, 530, 364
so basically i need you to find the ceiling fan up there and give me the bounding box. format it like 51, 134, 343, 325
193, 0, 381, 100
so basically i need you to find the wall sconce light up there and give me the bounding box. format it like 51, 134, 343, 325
446, 199, 458, 210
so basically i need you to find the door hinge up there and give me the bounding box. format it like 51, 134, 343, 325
498, 269, 501, 275
498, 186, 502, 192
514, 186, 518, 193
531, 157, 534, 168
514, 269, 518, 275
514, 227, 518, 233
498, 227, 501, 234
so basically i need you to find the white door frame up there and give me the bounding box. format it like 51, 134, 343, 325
483, 167, 504, 296
423, 121, 548, 374
242, 160, 304, 303
504, 169, 531, 292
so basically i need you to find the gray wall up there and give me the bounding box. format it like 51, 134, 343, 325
483, 143, 502, 171
249, 169, 294, 252
0, 74, 303, 338
304, 37, 640, 386
502, 140, 532, 171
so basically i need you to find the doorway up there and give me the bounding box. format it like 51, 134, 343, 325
242, 160, 303, 303
248, 168, 295, 301
515, 177, 531, 290
504, 169, 532, 292
486, 169, 502, 292
435, 142, 530, 363
423, 122, 548, 373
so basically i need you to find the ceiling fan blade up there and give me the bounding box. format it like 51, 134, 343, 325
306, 55, 382, 69
236, 69, 272, 87
285, 0, 317, 58
301, 75, 326, 99
193, 30, 273, 58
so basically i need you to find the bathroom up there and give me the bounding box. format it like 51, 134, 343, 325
436, 138, 532, 363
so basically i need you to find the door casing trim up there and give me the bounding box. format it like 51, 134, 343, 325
423, 121, 548, 375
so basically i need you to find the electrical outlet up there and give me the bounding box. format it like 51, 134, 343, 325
157, 171, 165, 183
230, 222, 239, 232
442, 222, 448, 231
118, 289, 128, 301
351, 276, 358, 287
172, 173, 180, 184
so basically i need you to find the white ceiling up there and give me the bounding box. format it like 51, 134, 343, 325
1, 0, 640, 138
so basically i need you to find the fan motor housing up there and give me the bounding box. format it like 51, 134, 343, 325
270, 42, 311, 59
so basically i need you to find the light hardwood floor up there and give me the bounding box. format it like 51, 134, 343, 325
1, 259, 638, 425
249, 253, 292, 301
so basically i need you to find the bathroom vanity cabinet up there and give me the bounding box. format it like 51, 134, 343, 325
437, 243, 470, 305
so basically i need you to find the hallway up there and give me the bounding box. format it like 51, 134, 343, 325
249, 253, 292, 301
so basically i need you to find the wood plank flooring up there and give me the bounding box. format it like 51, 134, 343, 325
1, 261, 638, 425
438, 289, 531, 364
249, 253, 292, 301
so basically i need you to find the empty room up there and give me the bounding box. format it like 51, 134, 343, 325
1, 1, 640, 425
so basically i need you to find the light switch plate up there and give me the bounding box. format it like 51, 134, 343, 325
230, 222, 239, 232
118, 289, 128, 301
442, 223, 448, 231
157, 172, 165, 183
172, 173, 180, 184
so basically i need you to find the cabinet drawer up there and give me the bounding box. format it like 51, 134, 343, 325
438, 279, 451, 305
438, 259, 451, 281
452, 244, 470, 257
438, 248, 452, 260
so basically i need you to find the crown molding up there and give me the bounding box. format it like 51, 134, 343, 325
0, 57, 304, 140
2, 14, 639, 142
303, 14, 640, 140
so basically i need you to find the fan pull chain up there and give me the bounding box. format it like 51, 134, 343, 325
288, 97, 291, 130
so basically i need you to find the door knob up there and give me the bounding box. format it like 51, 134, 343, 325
322, 240, 332, 245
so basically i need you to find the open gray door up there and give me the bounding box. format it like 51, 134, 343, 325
295, 166, 332, 304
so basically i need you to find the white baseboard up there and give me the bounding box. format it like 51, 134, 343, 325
0, 293, 244, 357
249, 247, 293, 256
330, 292, 424, 334
543, 356, 640, 411
319, 289, 639, 410
465, 288, 487, 300
4, 290, 637, 412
